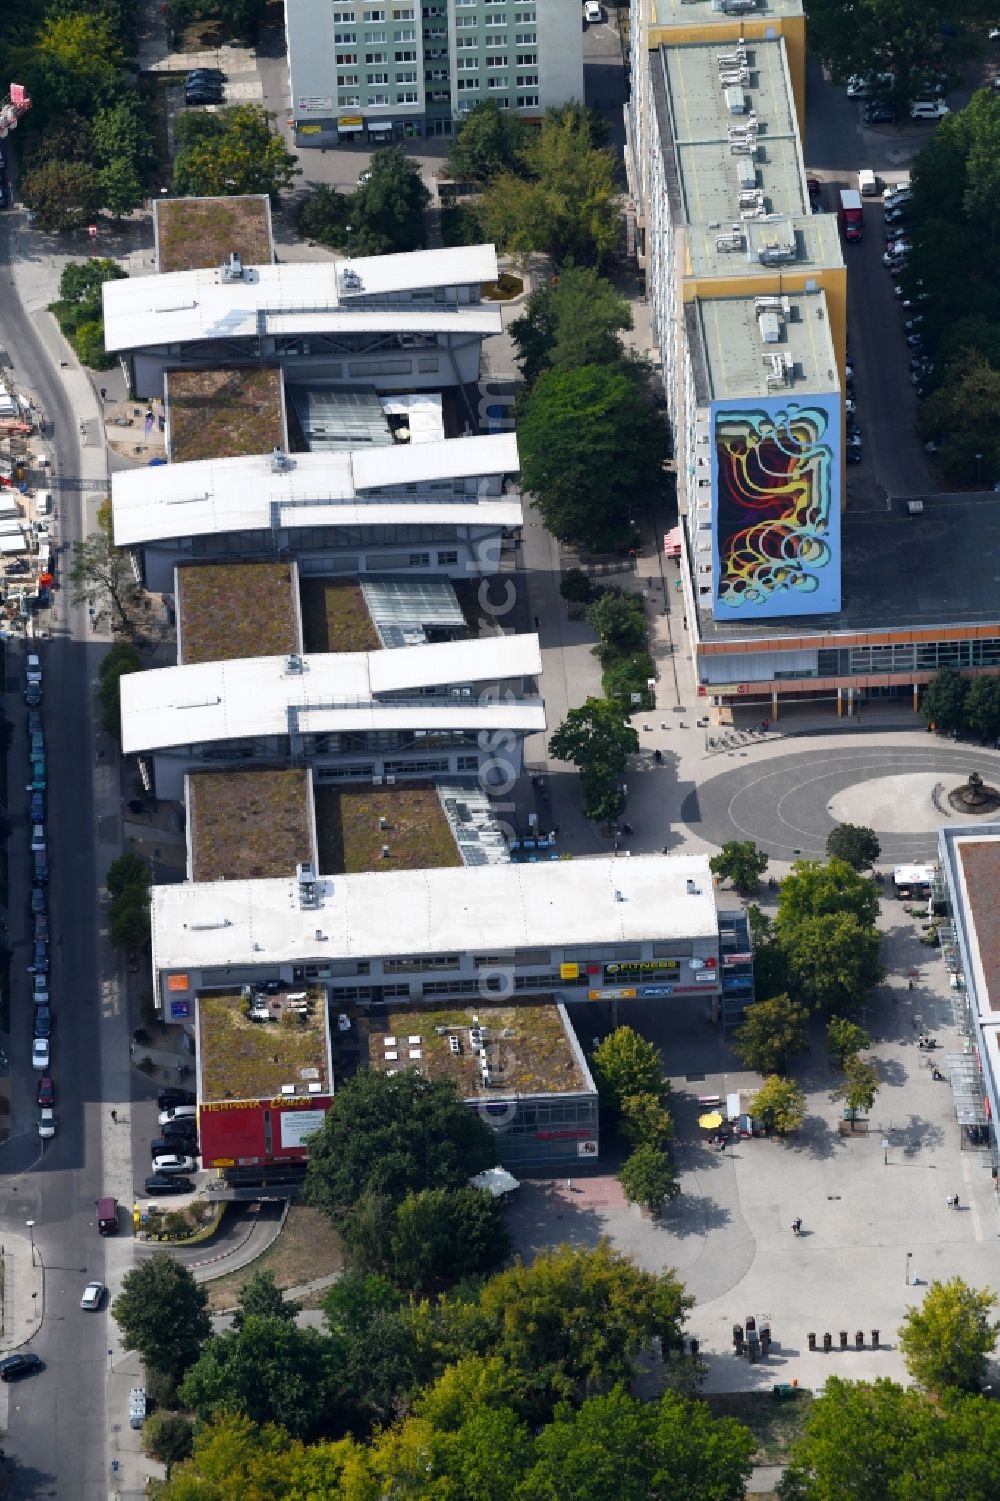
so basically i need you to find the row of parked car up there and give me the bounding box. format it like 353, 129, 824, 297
23, 653, 56, 1132
145, 1088, 200, 1195
183, 66, 227, 108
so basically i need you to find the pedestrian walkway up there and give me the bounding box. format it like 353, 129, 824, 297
0, 1231, 43, 1352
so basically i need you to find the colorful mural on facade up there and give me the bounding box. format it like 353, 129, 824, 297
712, 398, 840, 619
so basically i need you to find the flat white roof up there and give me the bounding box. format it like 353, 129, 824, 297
151, 854, 720, 970
111, 434, 520, 546
102, 245, 500, 351
121, 634, 542, 754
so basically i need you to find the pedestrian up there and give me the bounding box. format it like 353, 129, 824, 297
534, 615, 540, 629
100, 387, 107, 401
908, 979, 914, 991
110, 1108, 117, 1123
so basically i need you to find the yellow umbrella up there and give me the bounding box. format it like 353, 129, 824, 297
698, 1111, 724, 1130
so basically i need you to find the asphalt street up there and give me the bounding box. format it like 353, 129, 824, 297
0, 214, 111, 1498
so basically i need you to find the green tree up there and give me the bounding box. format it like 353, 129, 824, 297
142, 1410, 194, 1477
231, 1270, 293, 1332
26, 12, 124, 119
349, 146, 430, 255
964, 674, 1000, 741
97, 641, 141, 737
389, 1186, 510, 1293
69, 507, 141, 637
732, 994, 810, 1076
586, 589, 647, 657
783, 911, 884, 1013
710, 839, 769, 895
476, 106, 620, 268
833, 1053, 881, 1115
777, 857, 880, 932
825, 823, 881, 871
751, 1075, 806, 1135
21, 157, 102, 231
294, 182, 352, 248
172, 105, 300, 199
921, 350, 1000, 486
166, 0, 269, 38
151, 1414, 346, 1500
50, 258, 127, 334
549, 696, 639, 822
617, 1143, 680, 1213
323, 1270, 401, 1337
519, 363, 667, 549
106, 851, 151, 950
523, 1388, 755, 1501
364, 1403, 531, 1501
510, 267, 632, 388
447, 98, 526, 183
559, 568, 593, 606
179, 1317, 335, 1441
73, 320, 112, 369
825, 1016, 871, 1065
112, 1252, 211, 1383
477, 1242, 693, 1419
619, 1090, 674, 1146
805, 0, 974, 111
919, 666, 969, 733
303, 1067, 497, 1229
746, 903, 790, 1001
776, 1377, 1000, 1501
590, 1027, 668, 1121
898, 1277, 1000, 1396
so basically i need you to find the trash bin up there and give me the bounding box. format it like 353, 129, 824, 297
807, 1331, 816, 1351
871, 1329, 879, 1348
855, 1330, 864, 1350
823, 1332, 832, 1352
839, 1330, 848, 1349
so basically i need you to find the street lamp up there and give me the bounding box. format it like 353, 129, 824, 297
976, 453, 983, 487
882, 1135, 890, 1166
346, 223, 353, 257
905, 1250, 912, 1286
25, 1219, 35, 1265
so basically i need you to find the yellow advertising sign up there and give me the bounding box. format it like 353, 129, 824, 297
560, 962, 580, 980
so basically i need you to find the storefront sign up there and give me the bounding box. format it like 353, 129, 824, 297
338, 114, 363, 127
639, 985, 673, 998
560, 962, 580, 980
577, 1140, 598, 1157
606, 960, 681, 977
587, 987, 637, 1001
169, 1001, 190, 1019
723, 953, 753, 966
279, 1109, 326, 1150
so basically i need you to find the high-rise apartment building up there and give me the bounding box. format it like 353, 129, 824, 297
285, 0, 584, 147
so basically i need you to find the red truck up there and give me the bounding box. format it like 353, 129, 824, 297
839, 189, 863, 242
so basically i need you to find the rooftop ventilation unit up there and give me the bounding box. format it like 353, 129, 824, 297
719, 66, 750, 87
764, 352, 795, 387
285, 654, 304, 674
269, 447, 289, 473
736, 159, 758, 191
754, 295, 791, 317
724, 85, 747, 114
758, 309, 782, 343
757, 233, 797, 266
296, 861, 319, 908
739, 189, 765, 213
686, 878, 702, 894
280, 1083, 295, 1096
308, 1081, 323, 1094
220, 251, 245, 283
339, 267, 363, 292
718, 0, 760, 13
718, 46, 748, 68
715, 224, 744, 252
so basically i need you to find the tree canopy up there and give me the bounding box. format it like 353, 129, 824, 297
806, 0, 976, 110
898, 1276, 1000, 1395
69, 504, 142, 637
112, 1252, 211, 1383
106, 850, 151, 950
476, 105, 620, 268
97, 641, 141, 737
618, 1143, 681, 1213
710, 839, 769, 894
732, 994, 810, 1076
48, 258, 126, 369
782, 911, 884, 1013
179, 1317, 336, 1441
833, 1053, 881, 1116
548, 697, 639, 822
920, 667, 968, 733
518, 363, 668, 549
447, 98, 526, 183
296, 148, 429, 255
510, 267, 632, 388
776, 858, 880, 932
825, 823, 881, 871
172, 105, 300, 199
590, 1028, 669, 1119
751, 1076, 806, 1134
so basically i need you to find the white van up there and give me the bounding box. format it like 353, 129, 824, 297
35, 491, 51, 518
858, 169, 881, 196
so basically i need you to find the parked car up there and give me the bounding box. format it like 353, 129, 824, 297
30, 888, 46, 916
0, 1354, 42, 1381
33, 1007, 52, 1039
910, 99, 950, 119
186, 67, 226, 83
904, 316, 924, 330
151, 1153, 198, 1176
80, 1281, 105, 1311
884, 206, 907, 226
25, 680, 41, 707
30, 791, 45, 824
30, 759, 46, 791
160, 1120, 198, 1148
157, 1087, 196, 1110
31, 1037, 50, 1070
144, 1173, 194, 1196
30, 940, 49, 974
158, 1105, 197, 1127
186, 85, 223, 105
31, 974, 48, 1006
29, 730, 44, 759
38, 1108, 56, 1139
36, 1075, 54, 1106
25, 653, 42, 688
584, 0, 603, 21
864, 103, 896, 124
26, 710, 42, 740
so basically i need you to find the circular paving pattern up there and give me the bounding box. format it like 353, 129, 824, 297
682, 743, 1000, 863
